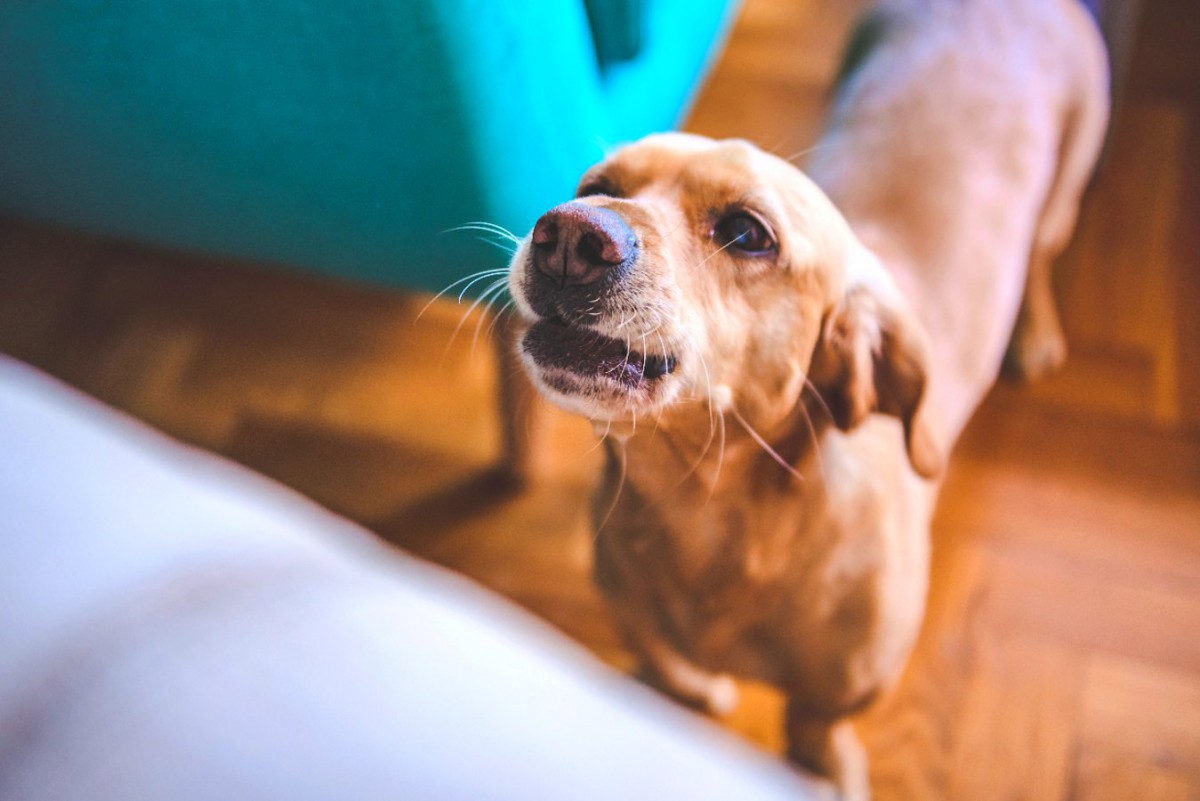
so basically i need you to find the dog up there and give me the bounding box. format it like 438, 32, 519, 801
504, 0, 1108, 796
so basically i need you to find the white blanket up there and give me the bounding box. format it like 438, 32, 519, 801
0, 356, 823, 800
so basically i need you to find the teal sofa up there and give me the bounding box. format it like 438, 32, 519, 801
0, 0, 738, 291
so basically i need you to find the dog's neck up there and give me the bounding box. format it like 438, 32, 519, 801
590, 394, 847, 596
600, 392, 833, 503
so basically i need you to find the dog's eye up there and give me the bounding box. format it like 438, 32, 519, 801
577, 179, 619, 198
714, 212, 775, 255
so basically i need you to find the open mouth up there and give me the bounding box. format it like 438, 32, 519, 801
521, 316, 677, 391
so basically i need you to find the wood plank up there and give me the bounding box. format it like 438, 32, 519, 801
1044, 102, 1186, 427
860, 544, 1085, 801
982, 547, 1200, 673
858, 544, 988, 801
1080, 654, 1200, 773
1175, 109, 1200, 433
1073, 749, 1193, 801
945, 635, 1080, 801
946, 464, 1200, 587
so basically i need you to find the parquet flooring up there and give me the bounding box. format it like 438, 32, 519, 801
2, 1, 1199, 798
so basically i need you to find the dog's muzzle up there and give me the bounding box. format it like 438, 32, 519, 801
515, 199, 679, 406
525, 202, 637, 321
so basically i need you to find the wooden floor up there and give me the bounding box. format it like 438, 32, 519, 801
2, 1, 1199, 798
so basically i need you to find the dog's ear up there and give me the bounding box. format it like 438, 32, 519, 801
808, 247, 943, 479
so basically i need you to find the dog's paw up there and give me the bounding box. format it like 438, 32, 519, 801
634, 663, 741, 716
786, 719, 871, 801
829, 723, 871, 801
704, 674, 740, 716
1004, 315, 1067, 382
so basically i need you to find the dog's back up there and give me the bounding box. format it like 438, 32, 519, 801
808, 0, 1109, 446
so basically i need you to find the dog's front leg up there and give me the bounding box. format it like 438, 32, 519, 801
614, 604, 740, 716
594, 535, 739, 716
785, 703, 870, 801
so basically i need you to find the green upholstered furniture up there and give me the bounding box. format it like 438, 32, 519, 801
0, 0, 739, 292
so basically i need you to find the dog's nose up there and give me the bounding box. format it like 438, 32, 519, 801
531, 202, 637, 287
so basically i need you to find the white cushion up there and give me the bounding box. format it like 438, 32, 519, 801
0, 356, 823, 801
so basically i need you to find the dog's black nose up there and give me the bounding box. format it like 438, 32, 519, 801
531, 202, 637, 287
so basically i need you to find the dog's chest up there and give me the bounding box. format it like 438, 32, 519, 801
595, 478, 812, 663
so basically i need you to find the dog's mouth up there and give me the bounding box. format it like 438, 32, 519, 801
521, 316, 678, 395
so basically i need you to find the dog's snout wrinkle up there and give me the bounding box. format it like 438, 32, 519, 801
531, 202, 637, 289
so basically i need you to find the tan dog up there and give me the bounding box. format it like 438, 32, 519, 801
505, 0, 1108, 796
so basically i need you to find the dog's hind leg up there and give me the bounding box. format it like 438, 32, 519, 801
785, 705, 870, 801
1006, 235, 1070, 381
1006, 30, 1110, 381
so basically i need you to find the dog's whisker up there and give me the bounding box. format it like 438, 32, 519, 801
694, 345, 717, 427
653, 331, 670, 364
478, 235, 519, 254
799, 379, 831, 484
593, 437, 628, 540
802, 377, 834, 421
584, 418, 613, 457
650, 403, 665, 441
702, 352, 727, 495
448, 219, 521, 236
637, 320, 664, 344
781, 141, 831, 166
471, 287, 514, 352
442, 277, 509, 360
762, 136, 790, 157
466, 284, 512, 354
664, 349, 721, 495
484, 299, 517, 342
440, 225, 520, 258
694, 232, 750, 270
620, 337, 634, 372
457, 271, 509, 304
712, 411, 727, 501
445, 221, 523, 246
661, 216, 689, 241
729, 405, 803, 483
415, 268, 509, 322
795, 402, 827, 485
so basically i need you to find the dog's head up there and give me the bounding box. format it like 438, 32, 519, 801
508, 133, 940, 477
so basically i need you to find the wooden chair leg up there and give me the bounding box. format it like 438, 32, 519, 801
492, 309, 539, 487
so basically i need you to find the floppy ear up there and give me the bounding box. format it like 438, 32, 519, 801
808, 251, 943, 479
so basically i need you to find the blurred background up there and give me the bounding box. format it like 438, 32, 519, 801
1, 0, 1198, 799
